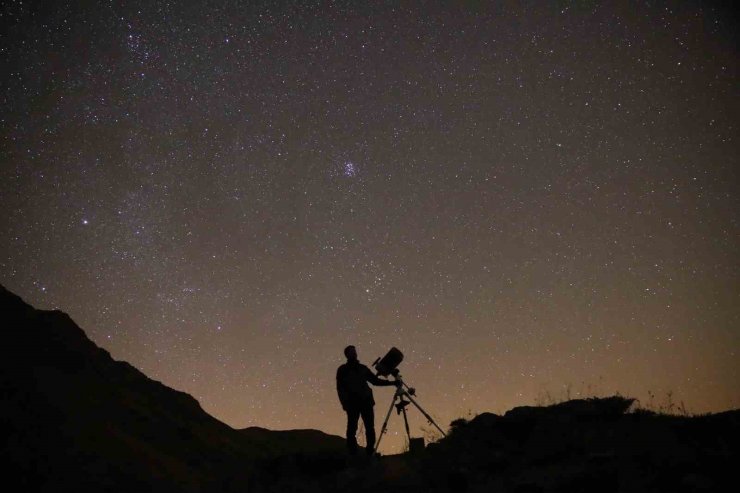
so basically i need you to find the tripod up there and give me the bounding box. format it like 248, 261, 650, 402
374, 371, 447, 453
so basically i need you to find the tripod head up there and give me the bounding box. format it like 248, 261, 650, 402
388, 371, 416, 397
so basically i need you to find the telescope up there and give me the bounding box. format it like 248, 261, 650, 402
372, 347, 404, 377
371, 347, 447, 453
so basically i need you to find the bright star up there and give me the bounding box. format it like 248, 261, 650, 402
344, 162, 357, 177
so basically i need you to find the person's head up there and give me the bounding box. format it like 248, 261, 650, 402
344, 345, 358, 361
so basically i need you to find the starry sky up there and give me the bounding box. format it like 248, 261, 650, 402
1, 1, 738, 453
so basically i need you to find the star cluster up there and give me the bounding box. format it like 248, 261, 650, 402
1, 1, 737, 452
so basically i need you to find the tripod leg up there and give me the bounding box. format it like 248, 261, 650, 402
405, 394, 447, 437
374, 391, 398, 453
401, 406, 411, 444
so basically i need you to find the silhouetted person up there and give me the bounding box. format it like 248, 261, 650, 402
336, 345, 397, 456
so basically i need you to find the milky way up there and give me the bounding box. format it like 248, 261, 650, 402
1, 1, 737, 452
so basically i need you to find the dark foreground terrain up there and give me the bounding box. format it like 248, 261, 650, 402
1, 285, 737, 492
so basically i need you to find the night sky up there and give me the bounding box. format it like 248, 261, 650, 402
1, 1, 738, 452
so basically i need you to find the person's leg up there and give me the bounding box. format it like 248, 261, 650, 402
346, 408, 360, 455
360, 405, 376, 455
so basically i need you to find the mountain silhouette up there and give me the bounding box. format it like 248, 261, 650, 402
1, 284, 737, 492
0, 285, 342, 492
240, 427, 344, 455
418, 399, 738, 492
